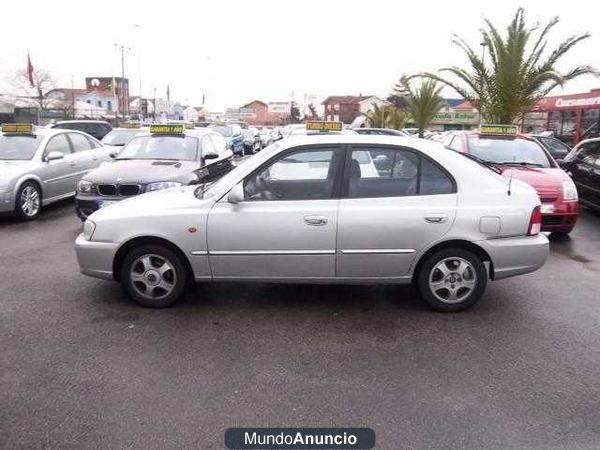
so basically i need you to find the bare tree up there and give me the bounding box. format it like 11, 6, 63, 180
10, 67, 56, 110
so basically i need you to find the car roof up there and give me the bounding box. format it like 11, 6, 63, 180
279, 134, 442, 154
52, 120, 111, 125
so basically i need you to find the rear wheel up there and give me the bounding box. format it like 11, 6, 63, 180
417, 248, 487, 312
120, 245, 188, 308
14, 181, 42, 220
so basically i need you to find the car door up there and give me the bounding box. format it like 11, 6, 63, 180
336, 145, 458, 279
66, 132, 98, 174
39, 133, 76, 199
207, 145, 344, 280
571, 141, 600, 207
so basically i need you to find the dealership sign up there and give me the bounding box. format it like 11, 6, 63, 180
554, 96, 600, 108
432, 111, 479, 124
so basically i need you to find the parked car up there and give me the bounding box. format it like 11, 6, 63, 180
75, 124, 234, 220
49, 120, 113, 141
355, 128, 409, 136
208, 123, 244, 155
242, 127, 262, 154
0, 123, 109, 220
528, 135, 572, 160
76, 134, 548, 312
444, 129, 579, 235
101, 126, 148, 150
559, 138, 600, 211
258, 127, 276, 148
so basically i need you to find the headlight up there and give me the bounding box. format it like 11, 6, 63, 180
146, 181, 183, 192
78, 179, 94, 193
562, 180, 578, 200
83, 220, 96, 241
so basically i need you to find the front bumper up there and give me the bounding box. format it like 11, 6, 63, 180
477, 234, 549, 280
75, 233, 119, 280
540, 200, 579, 232
75, 194, 125, 221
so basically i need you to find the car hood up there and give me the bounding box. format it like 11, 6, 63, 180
89, 185, 211, 221
497, 166, 570, 189
0, 160, 39, 179
84, 159, 199, 184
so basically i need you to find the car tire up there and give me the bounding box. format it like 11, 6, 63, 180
417, 248, 487, 312
120, 245, 188, 308
550, 228, 573, 238
14, 181, 42, 220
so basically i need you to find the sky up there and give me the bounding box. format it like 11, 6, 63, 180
1, 0, 599, 112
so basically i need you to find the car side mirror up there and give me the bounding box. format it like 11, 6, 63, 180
109, 151, 117, 158
227, 183, 244, 204
45, 151, 64, 162
204, 150, 219, 160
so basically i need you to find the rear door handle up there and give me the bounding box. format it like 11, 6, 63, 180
425, 213, 448, 224
304, 215, 328, 226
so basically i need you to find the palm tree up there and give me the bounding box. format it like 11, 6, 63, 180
362, 103, 391, 128
412, 8, 598, 123
399, 77, 446, 137
388, 107, 407, 130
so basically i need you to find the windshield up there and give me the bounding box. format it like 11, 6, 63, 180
116, 136, 199, 161
467, 136, 552, 168
102, 129, 144, 146
0, 135, 43, 160
210, 125, 233, 137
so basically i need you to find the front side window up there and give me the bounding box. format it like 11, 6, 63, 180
347, 147, 454, 198
44, 134, 71, 157
538, 137, 571, 158
576, 142, 600, 166
116, 136, 199, 161
244, 148, 339, 201
467, 136, 552, 168
69, 133, 92, 152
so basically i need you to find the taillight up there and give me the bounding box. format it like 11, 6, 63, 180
528, 206, 542, 235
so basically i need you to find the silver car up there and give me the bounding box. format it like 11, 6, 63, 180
0, 124, 109, 219
76, 135, 549, 311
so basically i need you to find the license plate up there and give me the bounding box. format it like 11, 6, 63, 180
541, 204, 555, 214
98, 200, 118, 209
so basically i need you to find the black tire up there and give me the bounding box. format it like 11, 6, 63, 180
120, 244, 188, 308
417, 248, 487, 312
14, 181, 42, 220
550, 228, 573, 239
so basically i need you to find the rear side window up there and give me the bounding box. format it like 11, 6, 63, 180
347, 147, 455, 199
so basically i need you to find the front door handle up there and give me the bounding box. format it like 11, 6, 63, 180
304, 215, 328, 226
67, 160, 76, 166
425, 213, 448, 224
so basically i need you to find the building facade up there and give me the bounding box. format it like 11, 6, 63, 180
322, 95, 387, 124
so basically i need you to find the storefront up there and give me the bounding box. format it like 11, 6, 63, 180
532, 89, 600, 145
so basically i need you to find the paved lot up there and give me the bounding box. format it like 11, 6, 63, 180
1, 200, 600, 449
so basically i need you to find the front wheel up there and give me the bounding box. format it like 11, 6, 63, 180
120, 245, 188, 308
417, 248, 487, 312
14, 181, 42, 220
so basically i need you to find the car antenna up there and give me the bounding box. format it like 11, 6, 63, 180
507, 155, 516, 196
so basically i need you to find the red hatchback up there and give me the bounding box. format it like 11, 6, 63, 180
445, 131, 579, 235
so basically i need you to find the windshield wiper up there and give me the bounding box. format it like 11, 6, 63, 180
454, 151, 502, 174
496, 161, 543, 167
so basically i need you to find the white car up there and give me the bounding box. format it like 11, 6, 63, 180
76, 134, 548, 311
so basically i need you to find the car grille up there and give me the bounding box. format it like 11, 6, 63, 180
542, 215, 563, 226
97, 184, 142, 196
97, 184, 117, 196
118, 184, 142, 196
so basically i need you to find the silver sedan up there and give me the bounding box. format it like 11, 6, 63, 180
76, 134, 549, 311
0, 125, 109, 219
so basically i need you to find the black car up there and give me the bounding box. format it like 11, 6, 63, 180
355, 127, 408, 137
50, 120, 113, 141
560, 138, 600, 211
75, 126, 234, 220
528, 135, 572, 160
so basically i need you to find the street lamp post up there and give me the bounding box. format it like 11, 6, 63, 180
480, 41, 488, 64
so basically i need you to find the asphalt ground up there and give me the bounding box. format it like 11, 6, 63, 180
1, 200, 599, 449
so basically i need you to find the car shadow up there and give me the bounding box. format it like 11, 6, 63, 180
0, 197, 76, 225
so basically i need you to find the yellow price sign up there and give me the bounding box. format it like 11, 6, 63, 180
184, 122, 194, 129
150, 124, 184, 134
120, 121, 141, 129
306, 121, 343, 132
2, 123, 34, 133
480, 124, 518, 135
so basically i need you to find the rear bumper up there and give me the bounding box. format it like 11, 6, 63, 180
477, 234, 549, 280
75, 233, 119, 280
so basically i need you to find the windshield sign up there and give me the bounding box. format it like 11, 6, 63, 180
116, 136, 199, 161
467, 136, 552, 168
0, 135, 42, 160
